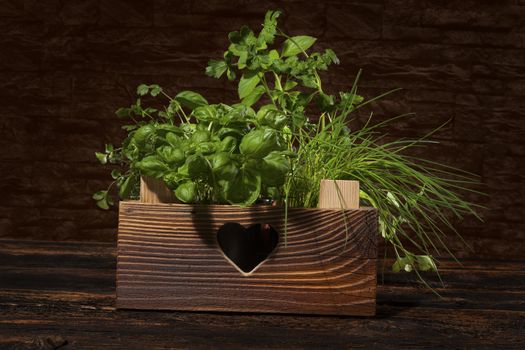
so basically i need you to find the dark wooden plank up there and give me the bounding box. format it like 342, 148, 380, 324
116, 201, 378, 316
0, 240, 524, 349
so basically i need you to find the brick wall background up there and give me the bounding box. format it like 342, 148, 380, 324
0, 0, 524, 259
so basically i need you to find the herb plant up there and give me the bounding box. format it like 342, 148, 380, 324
94, 10, 481, 277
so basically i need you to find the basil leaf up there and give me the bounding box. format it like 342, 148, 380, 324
166, 132, 182, 147
256, 105, 287, 128
175, 181, 197, 203
239, 128, 283, 159
174, 91, 208, 110
187, 154, 210, 180
259, 151, 290, 186
193, 105, 217, 122
156, 124, 182, 137
219, 136, 237, 153
157, 145, 185, 167
211, 152, 238, 181
96, 199, 110, 210
93, 190, 112, 210
136, 156, 169, 178
217, 128, 244, 140
132, 124, 156, 149
92, 190, 107, 201
118, 173, 137, 199
224, 168, 261, 206
281, 35, 317, 57
163, 172, 186, 190
196, 142, 215, 155
192, 130, 211, 143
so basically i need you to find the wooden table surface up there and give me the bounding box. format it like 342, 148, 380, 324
0, 239, 523, 350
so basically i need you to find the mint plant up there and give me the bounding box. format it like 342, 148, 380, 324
95, 10, 481, 278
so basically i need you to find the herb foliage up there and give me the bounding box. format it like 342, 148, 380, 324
94, 10, 481, 276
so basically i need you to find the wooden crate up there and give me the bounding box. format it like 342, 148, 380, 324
116, 201, 378, 316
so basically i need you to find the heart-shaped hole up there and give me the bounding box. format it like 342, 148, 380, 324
217, 222, 279, 275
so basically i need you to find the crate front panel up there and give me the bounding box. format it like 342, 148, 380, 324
117, 201, 377, 316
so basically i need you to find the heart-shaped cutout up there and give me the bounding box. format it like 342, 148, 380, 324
217, 222, 279, 275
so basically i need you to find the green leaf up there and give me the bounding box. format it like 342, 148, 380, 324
96, 198, 110, 210
174, 91, 208, 110
387, 192, 401, 208
93, 190, 111, 210
136, 84, 149, 96
121, 124, 137, 131
95, 152, 107, 164
175, 181, 197, 203
156, 124, 182, 137
256, 105, 287, 129
111, 169, 121, 179
196, 142, 215, 155
258, 10, 281, 45
392, 256, 414, 273
237, 51, 248, 69
186, 154, 210, 180
416, 255, 437, 272
206, 59, 228, 79
241, 85, 265, 107
281, 35, 317, 57
166, 132, 182, 148
162, 172, 185, 190
238, 71, 261, 99
192, 130, 210, 143
268, 49, 280, 61
150, 84, 162, 96
258, 151, 290, 186
324, 48, 339, 65
118, 174, 136, 199
223, 168, 261, 206
92, 190, 107, 201
115, 107, 130, 118
193, 105, 217, 122
316, 92, 335, 112
227, 68, 236, 81
136, 156, 169, 178
284, 80, 298, 91
144, 107, 158, 115
239, 128, 283, 159
157, 145, 185, 167
211, 152, 238, 181
132, 124, 156, 149
219, 136, 238, 153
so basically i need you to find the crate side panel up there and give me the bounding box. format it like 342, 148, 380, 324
116, 201, 377, 316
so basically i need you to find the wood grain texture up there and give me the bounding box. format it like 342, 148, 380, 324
139, 177, 178, 204
319, 179, 360, 209
1, 240, 524, 349
116, 201, 377, 316
1, 2, 523, 262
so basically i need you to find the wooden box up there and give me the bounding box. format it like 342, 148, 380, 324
116, 201, 378, 316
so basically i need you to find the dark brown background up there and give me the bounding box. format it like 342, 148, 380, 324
0, 0, 523, 259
